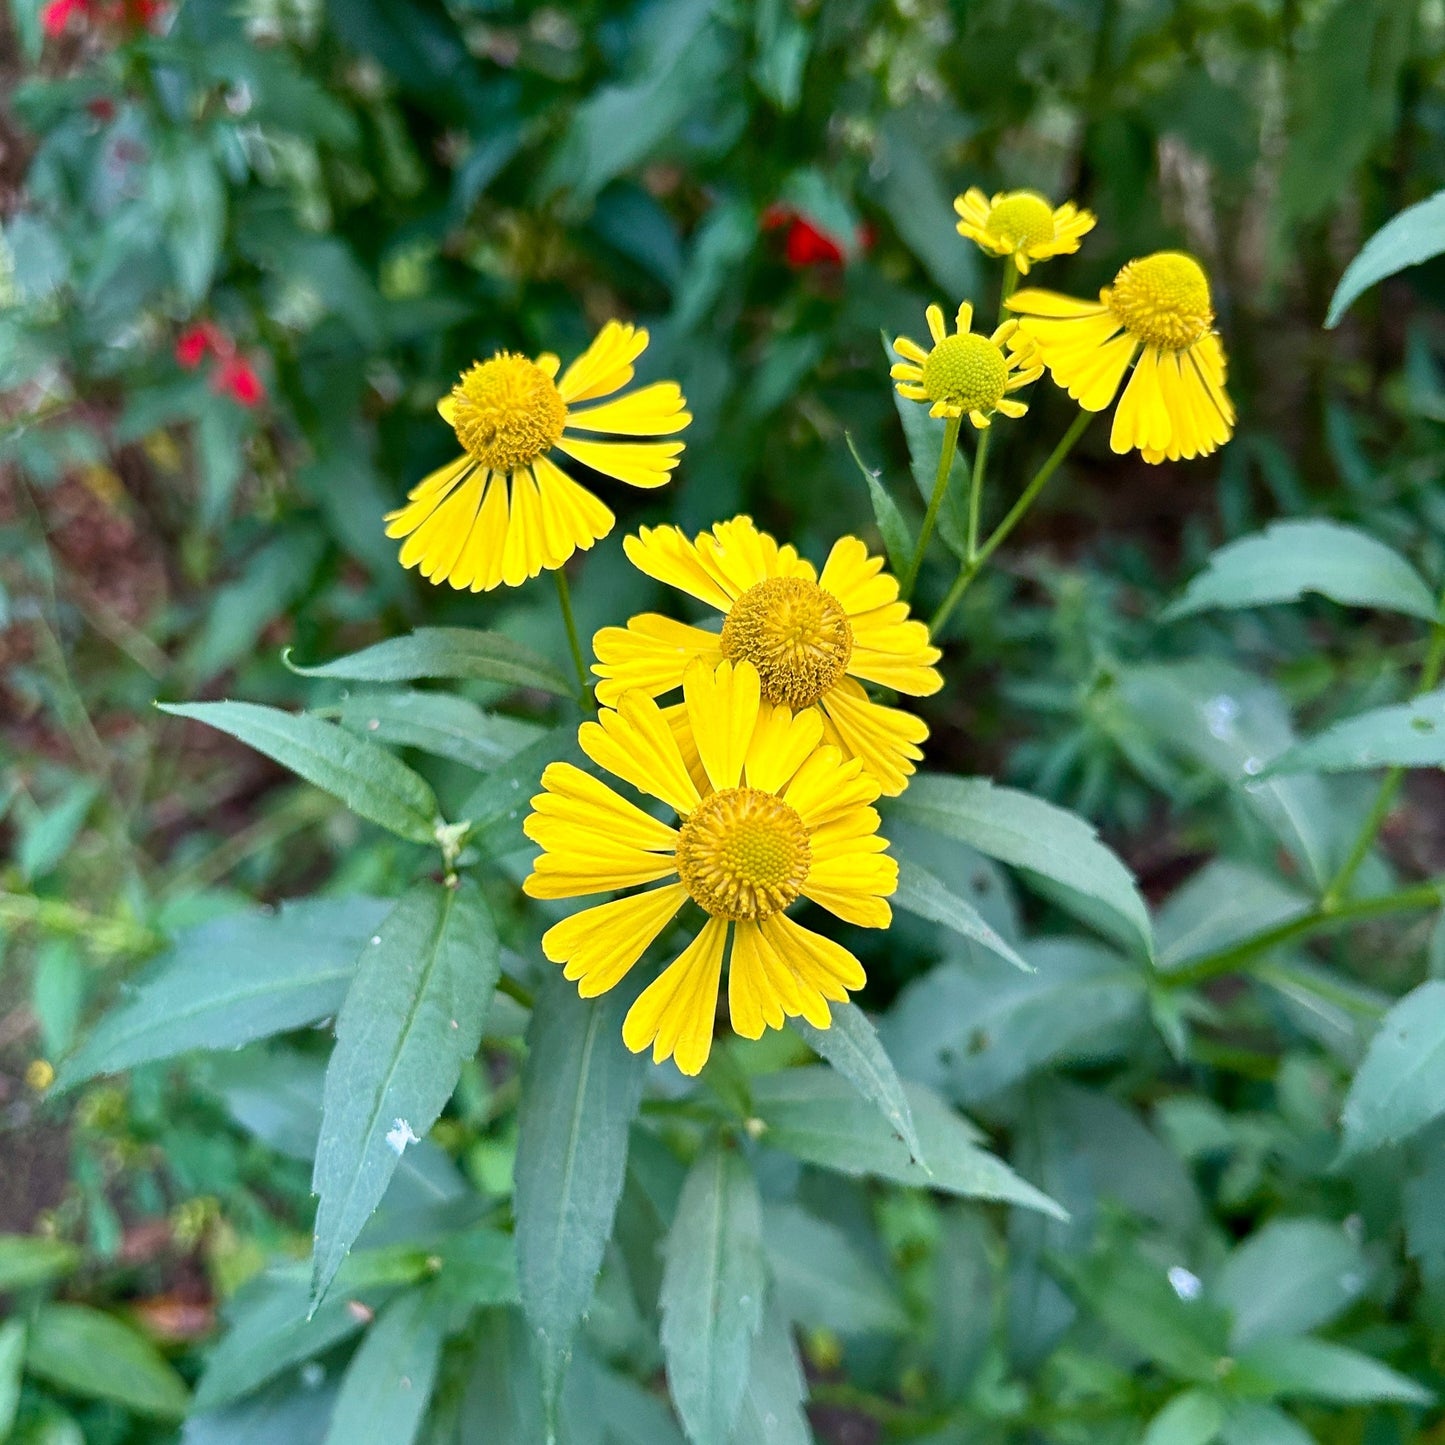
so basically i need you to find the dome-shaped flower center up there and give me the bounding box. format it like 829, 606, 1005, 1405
676, 786, 811, 921
720, 577, 853, 708
447, 353, 568, 473
984, 191, 1056, 250
1106, 252, 1213, 351
921, 333, 1010, 414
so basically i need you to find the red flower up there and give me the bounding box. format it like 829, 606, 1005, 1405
762, 203, 872, 270
212, 355, 266, 408
175, 321, 224, 370
41, 0, 88, 35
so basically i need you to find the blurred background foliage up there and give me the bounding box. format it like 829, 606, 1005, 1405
6, 0, 1445, 1441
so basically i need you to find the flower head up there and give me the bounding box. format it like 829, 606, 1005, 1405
891, 302, 1043, 429
1006, 250, 1234, 464
385, 322, 690, 590
175, 321, 221, 370
954, 188, 1095, 274
524, 657, 896, 1075
593, 516, 941, 796
213, 354, 266, 408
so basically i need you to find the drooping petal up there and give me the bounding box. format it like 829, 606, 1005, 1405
527, 761, 679, 854
542, 883, 689, 997
579, 692, 702, 816
532, 455, 615, 563
759, 912, 868, 1001
564, 381, 692, 436
592, 613, 723, 707
554, 436, 684, 489
782, 744, 880, 828
622, 917, 729, 1075
819, 679, 928, 798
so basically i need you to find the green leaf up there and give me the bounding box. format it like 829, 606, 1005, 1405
1213, 1218, 1367, 1347
286, 626, 573, 698
458, 724, 587, 854
1235, 1335, 1432, 1405
1328, 188, 1445, 326
321, 1287, 447, 1445
0, 1319, 25, 1440
26, 1304, 190, 1419
312, 878, 500, 1302
59, 898, 388, 1087
458, 1310, 546, 1444
514, 977, 646, 1417
1339, 981, 1445, 1159
750, 1066, 1064, 1218
1155, 861, 1311, 972
888, 340, 970, 560
1143, 1390, 1225, 1445
1219, 1403, 1315, 1445
159, 702, 442, 845
793, 1002, 925, 1165
1163, 521, 1437, 623
845, 432, 913, 577
893, 856, 1031, 971
0, 1233, 80, 1291
324, 691, 543, 773
889, 774, 1153, 959
762, 1202, 907, 1335
159, 143, 225, 305
728, 1305, 812, 1445
1265, 688, 1445, 775
660, 1145, 766, 1445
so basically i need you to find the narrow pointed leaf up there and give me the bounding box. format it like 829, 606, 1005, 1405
312, 879, 500, 1302
27, 1304, 190, 1419
728, 1305, 813, 1445
1339, 980, 1445, 1159
893, 856, 1031, 971
1327, 187, 1445, 326
1265, 687, 1445, 775
845, 432, 913, 577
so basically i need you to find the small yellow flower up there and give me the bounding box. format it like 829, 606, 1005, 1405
385, 321, 691, 590
592, 516, 942, 797
1006, 250, 1235, 464
25, 1059, 55, 1092
523, 657, 896, 1076
953, 188, 1096, 274
891, 302, 1043, 429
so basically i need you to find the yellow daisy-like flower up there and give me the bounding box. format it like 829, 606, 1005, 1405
592, 516, 942, 797
384, 321, 691, 590
523, 657, 896, 1076
890, 302, 1044, 429
953, 187, 1096, 274
1006, 251, 1235, 465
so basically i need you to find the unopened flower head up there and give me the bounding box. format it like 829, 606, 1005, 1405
385, 322, 691, 590
891, 302, 1043, 429
954, 188, 1096, 274
1006, 250, 1234, 464
524, 657, 896, 1075
592, 516, 942, 796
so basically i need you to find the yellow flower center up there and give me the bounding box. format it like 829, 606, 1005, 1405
720, 577, 853, 708
984, 191, 1056, 250
675, 786, 811, 921
1106, 252, 1213, 351
921, 333, 1009, 414
447, 353, 567, 472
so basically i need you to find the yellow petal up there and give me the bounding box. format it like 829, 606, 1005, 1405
624, 523, 734, 612
1006, 289, 1110, 319
758, 912, 867, 1000
698, 515, 815, 598
533, 455, 615, 564
554, 435, 684, 490
500, 469, 546, 587
459, 473, 510, 593
820, 678, 928, 797
743, 701, 825, 795
557, 320, 649, 404
579, 692, 702, 816
729, 920, 807, 1037
527, 761, 679, 853
819, 535, 897, 615
622, 917, 729, 1075
782, 744, 880, 828
524, 843, 680, 899
542, 883, 688, 997
564, 381, 692, 436
592, 613, 722, 708
683, 657, 760, 793
397, 472, 484, 584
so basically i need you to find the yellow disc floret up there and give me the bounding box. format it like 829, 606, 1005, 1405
447, 353, 568, 472
921, 333, 1010, 415
720, 577, 853, 708
1105, 252, 1213, 352
983, 191, 1057, 251
675, 786, 812, 921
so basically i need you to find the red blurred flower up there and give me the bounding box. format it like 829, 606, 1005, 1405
761, 204, 871, 270
175, 321, 224, 370
42, 0, 165, 35
212, 355, 266, 408
41, 0, 87, 35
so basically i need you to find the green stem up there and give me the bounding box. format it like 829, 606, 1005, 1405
496, 973, 535, 1011
1162, 878, 1445, 989
1321, 600, 1445, 907
998, 260, 1019, 321
552, 568, 592, 709
901, 413, 962, 601
930, 409, 1092, 635
965, 426, 991, 561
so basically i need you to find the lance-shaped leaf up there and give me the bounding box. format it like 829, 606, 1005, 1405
514, 978, 646, 1421
893, 856, 1030, 971
845, 432, 913, 577
1339, 980, 1445, 1160
1163, 520, 1437, 623
660, 1146, 766, 1445
26, 1304, 190, 1419
889, 774, 1152, 959
59, 897, 389, 1088
287, 626, 573, 697
323, 690, 543, 773
729, 1304, 813, 1445
1327, 187, 1445, 327
160, 702, 441, 845
312, 879, 500, 1302
1264, 687, 1445, 775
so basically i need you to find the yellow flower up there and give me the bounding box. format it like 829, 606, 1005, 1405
1006, 251, 1235, 464
385, 321, 691, 589
592, 516, 942, 797
523, 657, 896, 1076
891, 302, 1043, 429
953, 187, 1096, 274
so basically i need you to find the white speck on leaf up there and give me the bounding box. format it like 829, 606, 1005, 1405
1242, 755, 1263, 775
386, 1119, 419, 1154
1167, 1265, 1202, 1301
1203, 694, 1239, 740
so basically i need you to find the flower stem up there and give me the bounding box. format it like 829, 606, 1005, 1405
965, 425, 991, 561
901, 412, 962, 601
930, 409, 1091, 636
552, 568, 592, 709
998, 260, 1019, 321
1320, 600, 1445, 908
